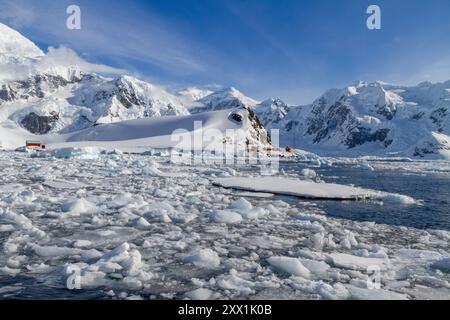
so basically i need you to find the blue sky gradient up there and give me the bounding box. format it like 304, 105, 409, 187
1, 0, 449, 104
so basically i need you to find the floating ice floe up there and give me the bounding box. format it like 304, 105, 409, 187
33, 147, 102, 160
267, 256, 311, 278
213, 176, 418, 203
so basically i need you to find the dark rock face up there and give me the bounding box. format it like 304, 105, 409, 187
376, 104, 397, 120
307, 100, 353, 144
93, 78, 145, 110
430, 108, 448, 130
285, 120, 299, 132
20, 112, 59, 134
247, 107, 271, 145
15, 75, 71, 99
412, 112, 425, 120
0, 74, 82, 104
0, 84, 17, 102
115, 79, 144, 108
414, 136, 450, 157
345, 127, 391, 149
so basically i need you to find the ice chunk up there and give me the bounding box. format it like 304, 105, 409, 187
431, 258, 450, 273
0, 208, 46, 238
300, 168, 317, 179
184, 288, 215, 300
32, 244, 81, 258
382, 194, 418, 205
298, 258, 330, 276
61, 198, 97, 214
216, 269, 255, 295
64, 242, 153, 290
230, 198, 253, 212
47, 147, 102, 160
131, 217, 151, 230
359, 163, 375, 171
209, 210, 243, 224
267, 256, 311, 278
73, 240, 92, 248
184, 249, 220, 269
327, 253, 389, 271
346, 285, 409, 300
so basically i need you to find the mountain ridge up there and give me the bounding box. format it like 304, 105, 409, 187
0, 22, 449, 159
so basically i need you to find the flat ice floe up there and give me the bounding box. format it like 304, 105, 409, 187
213, 176, 417, 203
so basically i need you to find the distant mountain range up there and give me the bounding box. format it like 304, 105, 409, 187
0, 22, 449, 159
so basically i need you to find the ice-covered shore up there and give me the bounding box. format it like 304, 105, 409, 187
0, 150, 449, 300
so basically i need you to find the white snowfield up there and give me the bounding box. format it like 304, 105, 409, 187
0, 107, 264, 153
0, 150, 449, 300
0, 23, 44, 65
212, 176, 417, 203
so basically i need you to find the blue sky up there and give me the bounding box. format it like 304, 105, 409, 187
1, 0, 449, 104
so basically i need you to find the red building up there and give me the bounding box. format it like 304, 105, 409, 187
26, 140, 46, 149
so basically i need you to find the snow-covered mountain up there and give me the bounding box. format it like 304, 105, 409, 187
189, 87, 259, 114
257, 81, 450, 159
1, 22, 450, 159
0, 22, 271, 150
1, 72, 189, 133
0, 23, 188, 134
175, 86, 213, 105
0, 22, 44, 65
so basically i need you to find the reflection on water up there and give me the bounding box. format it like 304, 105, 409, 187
281, 161, 450, 230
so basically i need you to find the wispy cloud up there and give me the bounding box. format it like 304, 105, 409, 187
0, 0, 210, 77
0, 0, 36, 28
0, 45, 126, 83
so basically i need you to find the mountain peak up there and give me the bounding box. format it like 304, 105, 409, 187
0, 22, 44, 64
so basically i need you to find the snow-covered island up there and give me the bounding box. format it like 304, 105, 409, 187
0, 22, 450, 300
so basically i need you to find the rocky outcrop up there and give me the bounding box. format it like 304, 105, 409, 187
345, 127, 391, 148
20, 112, 59, 134
0, 74, 82, 104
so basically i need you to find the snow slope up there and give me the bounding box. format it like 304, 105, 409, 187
0, 22, 44, 65
189, 87, 259, 114
1, 22, 450, 160
24, 108, 270, 152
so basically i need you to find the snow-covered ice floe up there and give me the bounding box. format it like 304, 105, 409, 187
0, 151, 447, 300
212, 176, 419, 203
